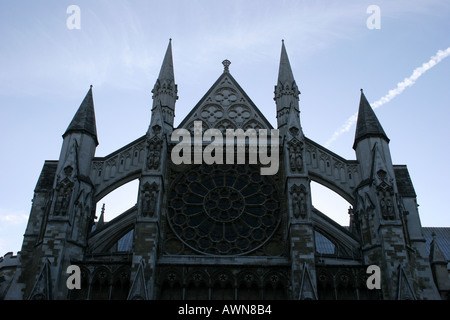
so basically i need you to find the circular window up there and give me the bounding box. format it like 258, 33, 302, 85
168, 164, 281, 255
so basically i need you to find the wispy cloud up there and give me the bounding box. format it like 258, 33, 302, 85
325, 47, 450, 148
0, 210, 28, 226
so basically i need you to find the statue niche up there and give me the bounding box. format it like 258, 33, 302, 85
290, 184, 308, 219
288, 140, 303, 172
147, 137, 163, 171
54, 178, 74, 216
141, 182, 159, 217
375, 170, 396, 220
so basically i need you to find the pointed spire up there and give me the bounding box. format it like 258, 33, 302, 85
151, 40, 178, 131
63, 85, 98, 146
353, 89, 389, 149
278, 40, 295, 85
158, 39, 174, 82
274, 40, 301, 134
97, 203, 105, 229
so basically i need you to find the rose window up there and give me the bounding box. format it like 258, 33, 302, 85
168, 164, 280, 255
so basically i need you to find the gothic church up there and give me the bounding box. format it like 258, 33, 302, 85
1, 40, 449, 300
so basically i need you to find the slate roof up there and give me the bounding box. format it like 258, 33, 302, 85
423, 227, 450, 268
34, 160, 58, 192
353, 90, 389, 149
394, 165, 417, 198
63, 86, 98, 145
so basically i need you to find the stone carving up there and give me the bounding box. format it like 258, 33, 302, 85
141, 182, 159, 217
216, 119, 236, 134
379, 191, 395, 220
228, 104, 251, 124
147, 138, 162, 170
214, 87, 237, 106
54, 176, 74, 216
243, 119, 264, 131
290, 184, 307, 219
375, 170, 396, 220
151, 124, 161, 135
200, 104, 224, 124
288, 140, 303, 172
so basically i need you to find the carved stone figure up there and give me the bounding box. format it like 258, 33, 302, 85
288, 141, 303, 172
379, 191, 395, 220
141, 182, 159, 217
54, 180, 73, 216
290, 184, 307, 219
147, 138, 162, 170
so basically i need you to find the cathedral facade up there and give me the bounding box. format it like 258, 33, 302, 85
1, 40, 449, 300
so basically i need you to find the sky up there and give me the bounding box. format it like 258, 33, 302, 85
0, 0, 449, 257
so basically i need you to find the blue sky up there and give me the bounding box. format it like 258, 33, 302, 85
0, 0, 449, 256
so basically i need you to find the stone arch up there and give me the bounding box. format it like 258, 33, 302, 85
94, 171, 141, 204
316, 269, 335, 300
309, 172, 354, 205
335, 269, 357, 300
237, 271, 260, 300
243, 119, 267, 131
159, 269, 183, 300
110, 266, 131, 300
211, 270, 235, 300
90, 267, 111, 300
185, 119, 210, 135
185, 269, 209, 300
262, 271, 288, 300
87, 206, 137, 254
69, 266, 90, 300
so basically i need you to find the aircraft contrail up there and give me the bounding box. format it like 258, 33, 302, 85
325, 47, 450, 148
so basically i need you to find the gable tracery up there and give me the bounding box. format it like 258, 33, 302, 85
179, 75, 272, 136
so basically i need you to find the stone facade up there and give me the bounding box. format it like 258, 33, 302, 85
1, 40, 448, 300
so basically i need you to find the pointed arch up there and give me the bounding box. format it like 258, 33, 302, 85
90, 267, 111, 300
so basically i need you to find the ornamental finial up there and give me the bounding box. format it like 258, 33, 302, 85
222, 59, 231, 73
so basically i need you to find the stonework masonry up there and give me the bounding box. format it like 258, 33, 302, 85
1, 40, 448, 300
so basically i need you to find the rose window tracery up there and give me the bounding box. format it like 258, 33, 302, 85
168, 164, 281, 255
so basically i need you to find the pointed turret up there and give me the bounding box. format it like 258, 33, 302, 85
274, 40, 301, 136
158, 39, 175, 82
278, 40, 296, 87
151, 39, 178, 133
63, 85, 98, 146
57, 86, 98, 179
353, 89, 389, 150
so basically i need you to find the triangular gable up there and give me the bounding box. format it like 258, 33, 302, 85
28, 259, 52, 300
127, 259, 148, 300
298, 262, 317, 300
177, 71, 274, 134
397, 264, 416, 300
